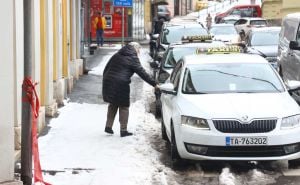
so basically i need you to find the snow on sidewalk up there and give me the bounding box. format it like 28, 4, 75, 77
38, 49, 169, 185
39, 86, 164, 185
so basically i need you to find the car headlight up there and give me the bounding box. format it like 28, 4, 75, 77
181, 116, 210, 129
281, 115, 300, 129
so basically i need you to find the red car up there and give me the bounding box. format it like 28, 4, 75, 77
215, 5, 262, 23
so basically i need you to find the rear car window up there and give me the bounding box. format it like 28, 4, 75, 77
162, 27, 208, 44
250, 20, 267, 26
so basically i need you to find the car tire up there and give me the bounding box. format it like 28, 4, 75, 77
161, 115, 168, 141
155, 101, 161, 118
155, 90, 162, 118
170, 123, 185, 168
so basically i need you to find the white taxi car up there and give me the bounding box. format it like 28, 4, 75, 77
160, 46, 300, 166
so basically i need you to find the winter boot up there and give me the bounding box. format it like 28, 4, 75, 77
105, 127, 114, 134
120, 131, 133, 137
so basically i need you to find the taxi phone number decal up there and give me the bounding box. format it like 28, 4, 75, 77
195, 46, 241, 54
207, 46, 241, 53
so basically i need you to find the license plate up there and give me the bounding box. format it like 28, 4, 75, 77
226, 136, 268, 146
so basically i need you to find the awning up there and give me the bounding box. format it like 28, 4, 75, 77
152, 0, 168, 5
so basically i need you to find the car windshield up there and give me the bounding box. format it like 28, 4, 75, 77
250, 20, 267, 26
210, 26, 237, 35
250, 31, 279, 46
162, 27, 208, 44
182, 63, 284, 94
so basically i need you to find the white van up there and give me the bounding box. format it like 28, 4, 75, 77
278, 13, 300, 100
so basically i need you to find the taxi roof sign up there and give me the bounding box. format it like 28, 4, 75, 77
195, 46, 242, 54
182, 35, 213, 43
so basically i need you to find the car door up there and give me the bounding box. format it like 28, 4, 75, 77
162, 62, 183, 136
281, 21, 298, 81
289, 23, 300, 81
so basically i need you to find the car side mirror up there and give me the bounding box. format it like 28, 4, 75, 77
160, 83, 176, 95
157, 51, 164, 61
158, 72, 170, 83
150, 60, 160, 69
286, 80, 300, 94
289, 41, 300, 50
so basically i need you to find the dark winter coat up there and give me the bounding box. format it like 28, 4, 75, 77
102, 45, 156, 107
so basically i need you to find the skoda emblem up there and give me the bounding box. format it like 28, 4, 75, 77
241, 115, 249, 122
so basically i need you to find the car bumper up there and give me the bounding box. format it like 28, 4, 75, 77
175, 124, 300, 161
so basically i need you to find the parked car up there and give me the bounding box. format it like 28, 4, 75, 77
154, 23, 208, 60
234, 17, 267, 35
160, 48, 300, 167
244, 27, 281, 69
278, 13, 300, 102
210, 24, 240, 44
215, 4, 262, 23
157, 5, 171, 21
153, 38, 226, 117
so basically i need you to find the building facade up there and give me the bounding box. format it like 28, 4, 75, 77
262, 0, 300, 24
0, 0, 83, 184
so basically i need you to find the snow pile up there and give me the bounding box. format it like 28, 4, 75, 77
38, 84, 166, 185
246, 169, 277, 185
219, 167, 236, 185
88, 51, 116, 76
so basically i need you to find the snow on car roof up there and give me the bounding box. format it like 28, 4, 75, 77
183, 53, 268, 65
250, 27, 281, 32
169, 41, 225, 48
211, 23, 235, 27
242, 17, 266, 21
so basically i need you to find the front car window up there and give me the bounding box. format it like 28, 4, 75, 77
182, 63, 284, 94
230, 9, 241, 16
240, 8, 252, 17
162, 27, 208, 44
170, 61, 183, 83
250, 31, 280, 46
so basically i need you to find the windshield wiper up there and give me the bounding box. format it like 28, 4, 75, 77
183, 91, 207, 94
197, 69, 282, 92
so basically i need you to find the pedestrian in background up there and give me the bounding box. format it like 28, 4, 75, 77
102, 42, 159, 137
94, 11, 106, 47
206, 13, 212, 31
